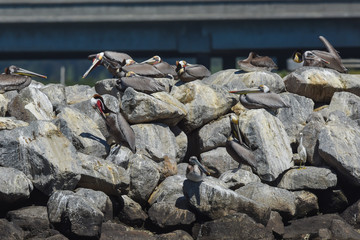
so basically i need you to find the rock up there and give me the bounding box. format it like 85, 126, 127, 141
55, 106, 108, 157
121, 88, 187, 126
195, 213, 274, 240
276, 93, 314, 143
200, 147, 239, 177
266, 211, 285, 236
106, 147, 134, 169
293, 191, 319, 218
328, 91, 360, 120
318, 116, 360, 186
204, 69, 285, 93
236, 182, 296, 218
77, 153, 130, 197
94, 78, 121, 98
47, 190, 104, 238
171, 81, 237, 133
171, 126, 188, 162
132, 123, 180, 162
148, 202, 196, 228
341, 198, 360, 228
283, 214, 360, 240
118, 195, 148, 226
0, 94, 9, 117
65, 84, 95, 105
176, 163, 188, 176
183, 177, 271, 224
158, 155, 178, 181
238, 109, 293, 181
0, 121, 81, 196
219, 168, 261, 190
195, 113, 233, 153
0, 117, 28, 130
74, 188, 113, 221
318, 189, 349, 214
277, 167, 337, 190
127, 154, 161, 204
0, 167, 33, 203
8, 87, 54, 122
100, 221, 156, 240
156, 230, 193, 240
40, 84, 66, 109
0, 218, 25, 240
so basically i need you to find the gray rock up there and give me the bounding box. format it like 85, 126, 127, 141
148, 202, 196, 228
40, 84, 66, 109
118, 195, 148, 226
8, 87, 54, 122
319, 189, 349, 214
195, 212, 274, 240
293, 190, 319, 218
176, 163, 188, 177
171, 126, 188, 162
278, 167, 337, 190
0, 94, 9, 117
47, 190, 103, 238
183, 177, 271, 224
65, 84, 95, 105
341, 199, 360, 228
236, 182, 296, 218
0, 117, 28, 130
55, 106, 108, 158
200, 147, 239, 178
239, 109, 293, 181
121, 88, 187, 126
202, 69, 247, 90
276, 93, 314, 143
0, 218, 25, 240
100, 221, 156, 240
171, 81, 237, 133
318, 117, 360, 186
106, 146, 135, 169
128, 154, 161, 204
266, 211, 285, 236
156, 230, 193, 240
328, 91, 360, 121
0, 121, 81, 196
219, 168, 261, 190
0, 167, 33, 203
195, 113, 234, 153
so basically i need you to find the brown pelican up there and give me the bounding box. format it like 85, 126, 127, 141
229, 85, 290, 110
238, 52, 278, 72
175, 60, 211, 82
292, 36, 347, 73
91, 94, 136, 153
121, 62, 165, 78
0, 65, 47, 93
142, 55, 177, 79
297, 132, 307, 169
83, 51, 132, 78
186, 156, 210, 182
226, 115, 257, 171
116, 71, 167, 93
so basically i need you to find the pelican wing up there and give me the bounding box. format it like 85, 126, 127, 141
154, 62, 177, 76
311, 50, 347, 73
104, 51, 132, 64
226, 140, 257, 170
319, 36, 341, 59
242, 93, 289, 109
0, 75, 31, 92
250, 56, 277, 68
185, 65, 211, 79
120, 76, 166, 93
122, 63, 165, 78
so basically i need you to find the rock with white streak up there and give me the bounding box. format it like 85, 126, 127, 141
0, 117, 28, 130
0, 167, 33, 203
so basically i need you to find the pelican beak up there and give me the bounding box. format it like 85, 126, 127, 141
194, 158, 210, 176
230, 116, 243, 145
14, 67, 47, 79
229, 88, 262, 94
83, 53, 103, 78
141, 57, 156, 65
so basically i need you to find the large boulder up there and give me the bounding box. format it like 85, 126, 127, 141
219, 168, 261, 190
327, 91, 360, 121
293, 191, 319, 218
238, 109, 293, 181
0, 167, 33, 203
118, 195, 148, 226
65, 84, 95, 105
40, 84, 66, 109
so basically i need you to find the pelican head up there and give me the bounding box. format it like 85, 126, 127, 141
125, 59, 136, 66
125, 71, 137, 77
142, 55, 161, 65
258, 85, 270, 93
229, 115, 242, 144
90, 94, 108, 119
188, 156, 210, 176
292, 50, 304, 63
83, 52, 104, 78
5, 65, 47, 79
229, 85, 270, 95
176, 60, 187, 68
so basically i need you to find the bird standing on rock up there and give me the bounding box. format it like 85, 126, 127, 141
0, 65, 47, 93
297, 132, 307, 169
175, 60, 211, 82
186, 156, 210, 182
91, 94, 136, 153
229, 85, 290, 110
238, 52, 278, 72
141, 55, 177, 79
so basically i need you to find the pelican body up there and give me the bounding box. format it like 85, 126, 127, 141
176, 60, 211, 82
91, 94, 136, 153
142, 55, 177, 78
121, 63, 165, 78
226, 115, 257, 171
238, 52, 277, 72
292, 36, 347, 73
186, 156, 210, 182
83, 51, 132, 78
229, 85, 290, 110
297, 132, 307, 169
0, 65, 47, 93
116, 71, 167, 94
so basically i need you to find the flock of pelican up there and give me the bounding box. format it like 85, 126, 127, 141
0, 35, 346, 182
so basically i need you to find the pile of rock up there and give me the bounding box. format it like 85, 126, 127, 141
0, 66, 360, 239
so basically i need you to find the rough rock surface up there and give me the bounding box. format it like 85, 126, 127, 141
0, 167, 33, 203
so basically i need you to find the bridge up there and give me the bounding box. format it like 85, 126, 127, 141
0, 0, 360, 70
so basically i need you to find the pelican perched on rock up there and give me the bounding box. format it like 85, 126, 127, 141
297, 132, 307, 169
83, 51, 132, 78
292, 36, 347, 73
229, 85, 290, 110
142, 55, 177, 79
238, 52, 278, 72
175, 60, 211, 82
0, 65, 47, 93
116, 71, 167, 94
91, 94, 136, 153
226, 115, 257, 172
121, 62, 166, 78
186, 156, 210, 182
